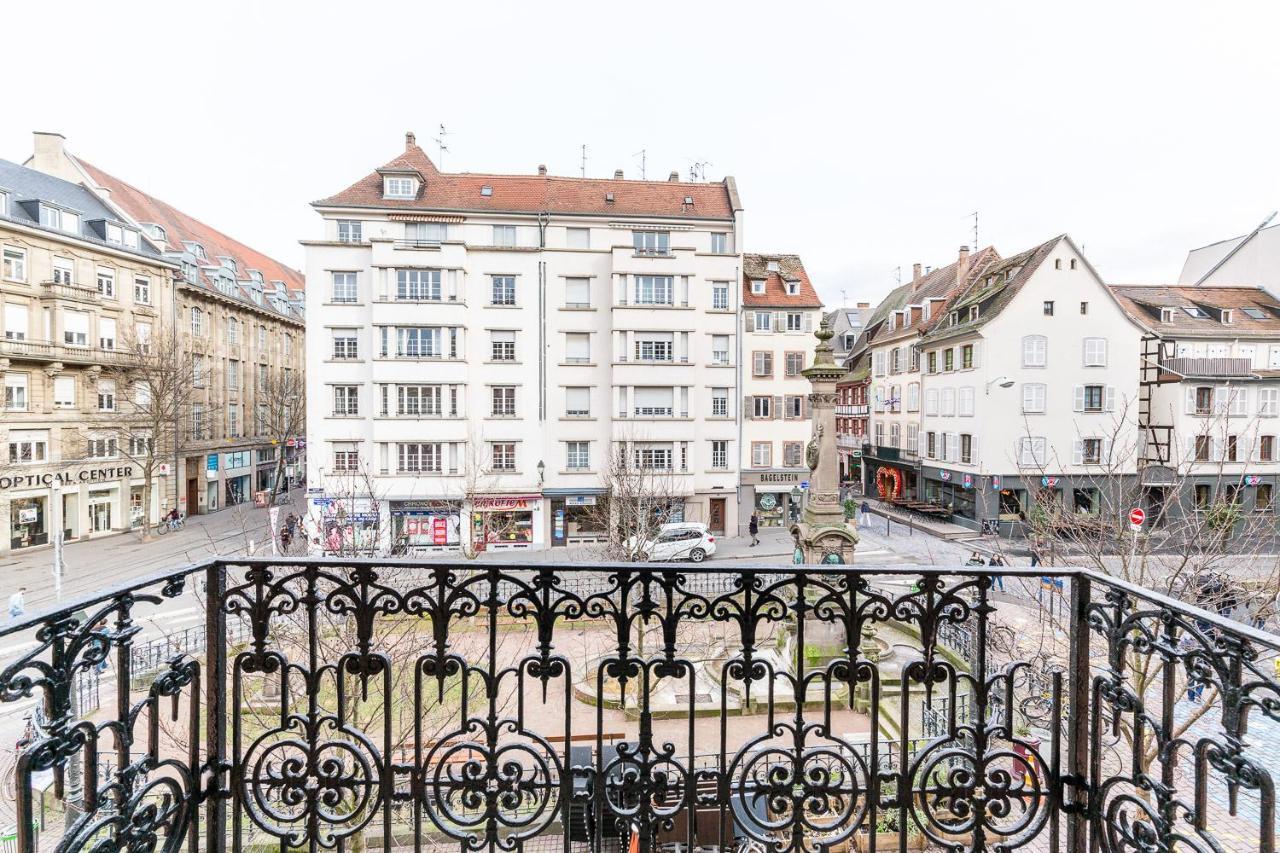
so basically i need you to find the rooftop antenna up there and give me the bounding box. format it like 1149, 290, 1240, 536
689, 160, 712, 181
893, 266, 902, 286
969, 211, 979, 250
580, 144, 588, 178
632, 149, 646, 180
841, 288, 848, 308
432, 123, 451, 170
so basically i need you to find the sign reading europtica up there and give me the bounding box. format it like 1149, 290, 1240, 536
0, 465, 134, 490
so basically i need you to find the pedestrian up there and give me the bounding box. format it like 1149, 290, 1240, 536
8, 587, 26, 620
859, 500, 871, 529
748, 514, 760, 547
1029, 547, 1041, 568
989, 552, 1007, 592
280, 527, 293, 553
285, 513, 298, 535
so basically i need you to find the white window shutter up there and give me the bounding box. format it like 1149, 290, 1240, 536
1072, 440, 1083, 465
1022, 337, 1031, 366
1102, 438, 1112, 464
774, 312, 784, 333
1073, 386, 1085, 412
804, 313, 813, 332
1104, 386, 1116, 412
1186, 437, 1196, 459
1018, 439, 1029, 466
972, 341, 981, 368
1100, 338, 1108, 366
971, 435, 979, 466
1185, 387, 1196, 414
1232, 387, 1248, 416
1213, 387, 1227, 415
1212, 437, 1221, 460
1256, 436, 1264, 462
744, 313, 754, 332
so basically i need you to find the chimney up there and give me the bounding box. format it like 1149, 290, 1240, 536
31, 131, 69, 176
537, 164, 547, 175
668, 171, 679, 182
405, 131, 416, 149
956, 245, 971, 287
912, 263, 923, 282
614, 169, 624, 179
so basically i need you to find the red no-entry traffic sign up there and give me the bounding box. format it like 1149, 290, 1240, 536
1128, 507, 1146, 527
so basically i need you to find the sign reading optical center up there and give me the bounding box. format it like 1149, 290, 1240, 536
0, 466, 135, 490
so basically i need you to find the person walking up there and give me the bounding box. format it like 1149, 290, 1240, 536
748, 514, 760, 547
1029, 546, 1041, 568
8, 587, 27, 621
989, 552, 1007, 592
859, 500, 871, 529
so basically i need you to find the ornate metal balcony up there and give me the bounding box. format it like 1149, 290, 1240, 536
1, 559, 1277, 852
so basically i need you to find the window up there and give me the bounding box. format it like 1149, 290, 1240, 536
258, 326, 267, 350
405, 222, 447, 245
331, 272, 358, 303
635, 333, 674, 362
1259, 388, 1279, 416
712, 282, 730, 310
941, 388, 956, 416
1194, 386, 1213, 415
711, 388, 728, 417
1081, 438, 1103, 465
926, 351, 937, 374
633, 386, 674, 417
786, 281, 799, 296
337, 220, 362, 243
333, 385, 359, 416
943, 349, 954, 371
958, 387, 975, 416
398, 443, 442, 474
565, 387, 590, 417
924, 388, 939, 416
227, 319, 240, 346
710, 233, 728, 253
783, 442, 803, 467
490, 443, 516, 471
333, 443, 360, 472
633, 231, 670, 256
1022, 383, 1047, 413
227, 360, 240, 391
394, 326, 443, 358
634, 275, 674, 305
1080, 301, 1089, 315
1194, 484, 1212, 509
51, 257, 73, 285
1194, 435, 1212, 461
565, 333, 591, 363
785, 396, 803, 419
193, 354, 205, 387
926, 432, 936, 458
86, 436, 118, 459
191, 404, 205, 440
1259, 484, 1275, 513
491, 330, 516, 361
133, 276, 150, 304
1022, 335, 1047, 367
332, 328, 359, 360
781, 351, 803, 377
4, 373, 27, 410
754, 311, 773, 332
1018, 437, 1048, 466
397, 269, 441, 301
491, 386, 516, 416
1083, 338, 1108, 367
909, 347, 920, 371
751, 442, 772, 467
492, 225, 517, 247
1260, 435, 1275, 462
96, 267, 115, 298
635, 444, 674, 471
127, 436, 153, 457
711, 440, 728, 469
786, 312, 802, 332
566, 227, 590, 249
753, 396, 772, 418
565, 278, 590, 308
491, 276, 516, 306
8, 430, 47, 464
1044, 301, 1054, 316
99, 317, 116, 350
906, 382, 920, 412
1227, 434, 1239, 462
961, 344, 974, 369
751, 279, 766, 295
960, 434, 974, 464
397, 385, 442, 416
566, 441, 590, 470
53, 375, 74, 409
384, 177, 415, 198
1184, 306, 1208, 319
1080, 385, 1104, 412
3, 247, 27, 281
64, 310, 89, 347
712, 335, 730, 365
1244, 307, 1268, 320
753, 351, 774, 377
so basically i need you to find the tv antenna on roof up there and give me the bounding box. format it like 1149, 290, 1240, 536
893, 266, 901, 285
841, 289, 848, 308
580, 144, 588, 178
632, 149, 646, 180
433, 123, 451, 170
688, 160, 712, 181
968, 211, 978, 250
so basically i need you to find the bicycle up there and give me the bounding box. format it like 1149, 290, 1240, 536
156, 516, 185, 535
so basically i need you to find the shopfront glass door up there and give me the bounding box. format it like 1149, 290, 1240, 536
90, 501, 111, 533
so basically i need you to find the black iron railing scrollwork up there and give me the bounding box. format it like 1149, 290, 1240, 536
1, 559, 1278, 852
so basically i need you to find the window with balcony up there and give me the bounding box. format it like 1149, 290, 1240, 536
491, 386, 516, 416
333, 385, 359, 416
331, 272, 358, 303
51, 257, 73, 285
337, 220, 363, 243
64, 310, 89, 347
633, 231, 670, 255
396, 385, 442, 416
633, 386, 675, 417
490, 443, 517, 472
566, 441, 590, 470
390, 326, 445, 358
491, 276, 516, 306
397, 269, 441, 301
332, 329, 359, 360
634, 275, 674, 305
99, 317, 116, 350
404, 222, 446, 245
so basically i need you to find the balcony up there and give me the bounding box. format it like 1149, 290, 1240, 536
39, 280, 101, 304
1161, 357, 1255, 379
2, 558, 1277, 852
0, 337, 137, 366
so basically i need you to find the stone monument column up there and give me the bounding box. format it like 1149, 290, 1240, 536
792, 317, 859, 563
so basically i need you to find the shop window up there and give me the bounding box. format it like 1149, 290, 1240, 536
1194, 484, 1211, 510
1258, 484, 1274, 513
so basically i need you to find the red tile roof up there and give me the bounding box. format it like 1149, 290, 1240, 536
74, 158, 305, 292
742, 254, 823, 308
1109, 284, 1280, 336
873, 246, 1001, 345
316, 144, 736, 220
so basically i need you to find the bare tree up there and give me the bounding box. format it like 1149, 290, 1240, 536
99, 326, 200, 540
582, 438, 687, 562
256, 366, 305, 505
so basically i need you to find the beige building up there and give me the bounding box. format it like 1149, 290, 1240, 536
0, 157, 176, 552
26, 132, 306, 515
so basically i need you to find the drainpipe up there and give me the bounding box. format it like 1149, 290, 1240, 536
735, 263, 743, 529
538, 213, 548, 423
172, 273, 180, 517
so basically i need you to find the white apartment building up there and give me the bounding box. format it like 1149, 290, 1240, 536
1179, 216, 1280, 291
1111, 285, 1280, 525
739, 254, 823, 528
305, 133, 743, 552
863, 247, 996, 503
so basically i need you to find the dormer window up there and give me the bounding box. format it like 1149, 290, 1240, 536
144, 223, 166, 242
1160, 307, 1175, 323
480, 185, 493, 197
750, 279, 766, 295
384, 177, 416, 199
249, 270, 263, 283
188, 242, 207, 261
969, 306, 979, 321
105, 222, 138, 249
766, 260, 780, 273
786, 281, 799, 296
1222, 309, 1233, 324
39, 205, 78, 233
949, 311, 959, 326
219, 257, 237, 273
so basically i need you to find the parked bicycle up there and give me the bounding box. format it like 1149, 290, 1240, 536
156, 511, 185, 535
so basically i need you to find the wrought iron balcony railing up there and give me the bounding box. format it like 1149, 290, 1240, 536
1, 559, 1278, 852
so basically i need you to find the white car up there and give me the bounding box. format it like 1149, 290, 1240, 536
631, 522, 717, 563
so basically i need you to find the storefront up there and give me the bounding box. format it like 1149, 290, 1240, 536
391, 500, 461, 551
740, 470, 808, 529
0, 463, 161, 553
471, 495, 541, 550
545, 490, 607, 546
224, 451, 252, 506
920, 467, 979, 521
313, 496, 380, 554
9, 496, 47, 550
256, 448, 278, 493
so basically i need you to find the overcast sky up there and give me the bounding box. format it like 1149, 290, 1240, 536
3, 0, 1278, 309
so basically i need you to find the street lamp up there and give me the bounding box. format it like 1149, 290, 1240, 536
790, 485, 803, 522
985, 376, 1015, 395
537, 460, 545, 485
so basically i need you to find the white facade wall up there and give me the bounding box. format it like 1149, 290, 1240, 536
305, 208, 743, 550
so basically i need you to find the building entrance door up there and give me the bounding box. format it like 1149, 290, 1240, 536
90, 501, 112, 534
709, 498, 726, 535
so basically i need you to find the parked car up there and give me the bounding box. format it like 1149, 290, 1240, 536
628, 522, 717, 563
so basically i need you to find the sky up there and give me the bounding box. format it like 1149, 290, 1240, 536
2, 0, 1278, 311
